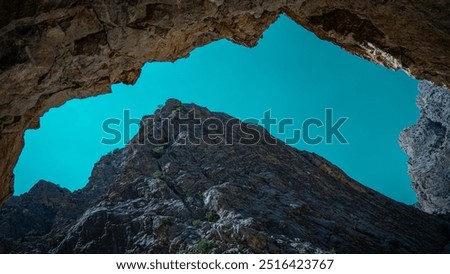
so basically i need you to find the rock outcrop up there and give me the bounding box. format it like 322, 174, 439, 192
1, 100, 449, 253
400, 82, 450, 215
0, 148, 127, 253
1, 0, 450, 206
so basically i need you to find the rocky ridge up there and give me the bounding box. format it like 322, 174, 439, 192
1, 99, 449, 253
1, 0, 450, 206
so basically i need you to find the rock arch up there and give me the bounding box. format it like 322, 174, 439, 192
0, 0, 449, 206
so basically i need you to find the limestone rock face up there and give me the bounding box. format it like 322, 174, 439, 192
400, 82, 450, 215
0, 100, 449, 253
0, 0, 450, 205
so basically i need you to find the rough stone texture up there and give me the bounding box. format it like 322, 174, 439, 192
400, 82, 450, 215
0, 146, 127, 253
0, 0, 450, 205
1, 100, 449, 253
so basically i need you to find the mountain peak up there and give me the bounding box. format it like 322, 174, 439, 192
1, 101, 449, 253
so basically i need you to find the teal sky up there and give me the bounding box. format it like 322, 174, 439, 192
14, 15, 419, 204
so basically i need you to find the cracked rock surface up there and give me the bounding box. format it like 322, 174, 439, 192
0, 100, 449, 253
400, 82, 450, 215
1, 0, 450, 205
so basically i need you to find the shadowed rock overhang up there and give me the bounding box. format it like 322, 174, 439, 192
0, 0, 449, 206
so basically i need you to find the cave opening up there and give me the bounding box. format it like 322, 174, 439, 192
13, 15, 419, 204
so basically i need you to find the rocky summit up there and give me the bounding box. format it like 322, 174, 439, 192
1, 99, 449, 254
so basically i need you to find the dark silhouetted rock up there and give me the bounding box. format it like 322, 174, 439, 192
1, 100, 449, 253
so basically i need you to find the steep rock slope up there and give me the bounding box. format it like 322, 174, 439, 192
400, 82, 450, 214
1, 0, 450, 205
0, 149, 126, 253
1, 100, 449, 253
